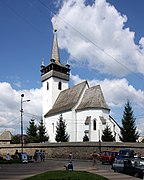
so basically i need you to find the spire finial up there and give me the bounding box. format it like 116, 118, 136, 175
53, 24, 57, 33
42, 58, 45, 66
54, 28, 57, 32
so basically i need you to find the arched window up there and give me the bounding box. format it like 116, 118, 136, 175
93, 119, 96, 130
47, 82, 49, 90
58, 81, 62, 90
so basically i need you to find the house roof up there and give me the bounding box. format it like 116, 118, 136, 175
44, 81, 88, 117
0, 130, 12, 141
76, 85, 110, 111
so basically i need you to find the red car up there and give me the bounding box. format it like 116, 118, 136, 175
100, 150, 118, 164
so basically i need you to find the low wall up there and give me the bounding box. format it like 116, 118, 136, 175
0, 142, 144, 159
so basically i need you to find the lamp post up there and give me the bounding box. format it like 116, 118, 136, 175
20, 94, 30, 154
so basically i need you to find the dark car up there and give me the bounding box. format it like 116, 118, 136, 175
100, 150, 118, 164
112, 158, 144, 178
115, 149, 135, 160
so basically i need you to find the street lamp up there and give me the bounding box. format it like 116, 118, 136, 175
20, 94, 30, 154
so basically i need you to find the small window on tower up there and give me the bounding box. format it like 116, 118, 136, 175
58, 81, 62, 90
93, 119, 96, 130
47, 82, 49, 90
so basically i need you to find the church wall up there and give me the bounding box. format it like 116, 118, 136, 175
45, 108, 121, 143
45, 114, 60, 142
45, 111, 75, 142
76, 109, 120, 142
77, 109, 103, 142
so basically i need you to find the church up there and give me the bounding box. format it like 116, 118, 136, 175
41, 29, 121, 142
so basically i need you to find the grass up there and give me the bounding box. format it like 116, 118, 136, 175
23, 170, 108, 180
0, 159, 22, 164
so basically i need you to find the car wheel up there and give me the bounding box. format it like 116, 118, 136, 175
134, 172, 139, 177
102, 161, 104, 165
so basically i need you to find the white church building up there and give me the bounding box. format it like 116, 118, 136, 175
41, 29, 121, 142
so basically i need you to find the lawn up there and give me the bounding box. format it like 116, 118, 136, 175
23, 170, 108, 180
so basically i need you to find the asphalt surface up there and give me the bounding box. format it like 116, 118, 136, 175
0, 159, 140, 180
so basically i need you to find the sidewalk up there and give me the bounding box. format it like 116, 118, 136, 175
77, 167, 139, 180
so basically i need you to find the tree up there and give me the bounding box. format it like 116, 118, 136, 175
120, 100, 139, 142
83, 134, 89, 141
26, 119, 38, 143
11, 135, 20, 144
101, 125, 115, 142
38, 118, 49, 142
55, 114, 69, 142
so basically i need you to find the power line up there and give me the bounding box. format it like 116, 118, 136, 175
38, 0, 144, 82
1, 0, 48, 39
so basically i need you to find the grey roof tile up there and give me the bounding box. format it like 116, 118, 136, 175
44, 82, 110, 117
44, 81, 87, 117
76, 85, 110, 111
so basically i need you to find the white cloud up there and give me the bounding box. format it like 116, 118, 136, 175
0, 82, 42, 135
71, 74, 144, 109
52, 0, 144, 77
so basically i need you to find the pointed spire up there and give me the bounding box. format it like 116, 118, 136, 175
41, 58, 45, 67
51, 28, 60, 64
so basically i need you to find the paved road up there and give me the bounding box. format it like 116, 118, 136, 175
0, 159, 139, 180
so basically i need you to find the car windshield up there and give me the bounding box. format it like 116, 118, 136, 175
102, 152, 111, 156
102, 151, 117, 156
118, 150, 134, 157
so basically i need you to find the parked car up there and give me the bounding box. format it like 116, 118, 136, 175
112, 158, 144, 178
99, 150, 118, 164
115, 149, 135, 160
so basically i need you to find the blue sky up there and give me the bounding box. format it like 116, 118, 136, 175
0, 0, 144, 137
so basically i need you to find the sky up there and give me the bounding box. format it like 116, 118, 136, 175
0, 0, 144, 137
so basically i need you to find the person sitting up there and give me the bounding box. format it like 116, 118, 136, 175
64, 161, 74, 171
67, 161, 73, 171
6, 153, 11, 163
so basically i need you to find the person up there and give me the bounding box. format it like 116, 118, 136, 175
6, 153, 11, 163
14, 149, 19, 159
64, 161, 74, 171
68, 152, 73, 161
91, 151, 98, 168
33, 150, 38, 161
40, 150, 45, 161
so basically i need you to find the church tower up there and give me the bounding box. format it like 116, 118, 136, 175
41, 29, 70, 117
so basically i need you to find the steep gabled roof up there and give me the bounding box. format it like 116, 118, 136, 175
0, 130, 12, 141
76, 85, 110, 111
44, 81, 88, 117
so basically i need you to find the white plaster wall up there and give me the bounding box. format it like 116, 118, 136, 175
77, 109, 104, 142
42, 76, 68, 117
44, 108, 121, 142
76, 109, 121, 142
45, 111, 74, 142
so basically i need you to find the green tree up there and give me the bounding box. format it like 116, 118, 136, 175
120, 100, 139, 142
26, 119, 38, 143
55, 114, 69, 142
101, 125, 115, 142
11, 135, 20, 144
38, 118, 49, 142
